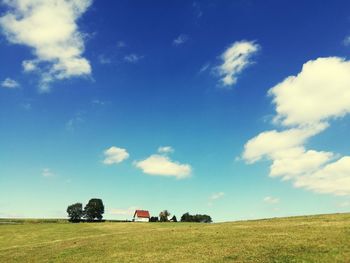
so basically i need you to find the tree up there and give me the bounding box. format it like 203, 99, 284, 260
181, 212, 191, 222
180, 213, 212, 223
66, 203, 83, 222
84, 198, 104, 221
149, 216, 159, 222
196, 214, 212, 223
159, 210, 170, 222
170, 215, 177, 222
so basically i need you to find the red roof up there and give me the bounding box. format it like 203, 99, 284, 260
134, 210, 150, 218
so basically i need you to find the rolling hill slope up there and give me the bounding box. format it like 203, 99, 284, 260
0, 213, 349, 262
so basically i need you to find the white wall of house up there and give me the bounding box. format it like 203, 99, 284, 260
134, 217, 149, 222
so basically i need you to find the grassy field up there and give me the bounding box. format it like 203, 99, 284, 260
0, 213, 349, 262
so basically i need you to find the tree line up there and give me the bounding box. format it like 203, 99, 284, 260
67, 198, 104, 222
67, 200, 212, 223
149, 210, 212, 223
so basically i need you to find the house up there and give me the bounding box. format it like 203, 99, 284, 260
133, 210, 150, 222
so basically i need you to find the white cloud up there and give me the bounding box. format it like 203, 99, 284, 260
173, 34, 188, 46
217, 40, 259, 87
269, 147, 333, 179
269, 57, 350, 127
42, 168, 54, 177
243, 124, 327, 163
103, 146, 129, 165
124, 54, 143, 63
263, 196, 279, 204
243, 57, 350, 196
134, 154, 191, 179
294, 157, 350, 196
22, 60, 37, 72
158, 146, 174, 154
1, 78, 20, 88
209, 192, 225, 201
0, 0, 92, 92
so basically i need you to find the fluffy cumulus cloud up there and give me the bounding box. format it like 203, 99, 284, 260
134, 148, 191, 179
243, 124, 327, 163
294, 157, 350, 196
269, 148, 333, 179
1, 78, 19, 88
217, 40, 259, 87
243, 57, 350, 196
0, 0, 92, 92
103, 146, 129, 165
269, 57, 350, 127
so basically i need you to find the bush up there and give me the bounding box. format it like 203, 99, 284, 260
149, 216, 159, 222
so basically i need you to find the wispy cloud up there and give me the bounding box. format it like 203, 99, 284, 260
208, 192, 224, 206
210, 192, 225, 201
98, 54, 112, 65
103, 146, 129, 165
22, 60, 37, 72
20, 103, 32, 110
1, 78, 20, 89
199, 62, 210, 74
0, 0, 93, 92
173, 34, 189, 46
65, 112, 84, 132
343, 36, 350, 46
192, 2, 203, 19
117, 41, 126, 48
124, 54, 143, 63
263, 196, 279, 204
42, 168, 54, 177
216, 40, 259, 87
158, 146, 174, 154
92, 99, 107, 106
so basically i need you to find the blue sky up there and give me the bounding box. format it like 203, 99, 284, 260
1, 0, 350, 222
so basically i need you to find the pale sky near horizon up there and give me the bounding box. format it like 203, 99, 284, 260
1, 0, 350, 222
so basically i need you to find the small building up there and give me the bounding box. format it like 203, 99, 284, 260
133, 210, 150, 222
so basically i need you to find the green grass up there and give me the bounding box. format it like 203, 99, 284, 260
0, 213, 349, 262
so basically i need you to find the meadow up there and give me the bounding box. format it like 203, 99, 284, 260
0, 213, 349, 262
